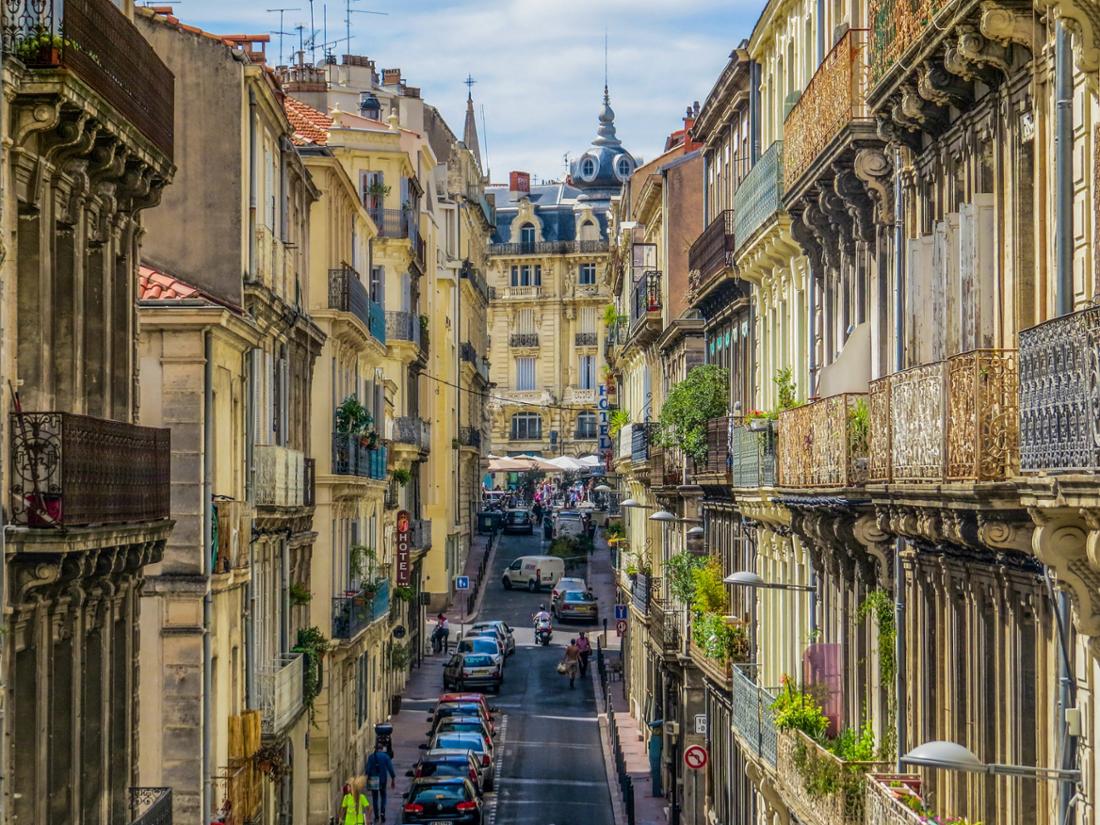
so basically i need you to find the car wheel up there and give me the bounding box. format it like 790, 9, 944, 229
485, 773, 494, 792
502, 578, 512, 590
527, 579, 537, 592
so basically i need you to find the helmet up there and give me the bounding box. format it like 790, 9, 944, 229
539, 604, 546, 611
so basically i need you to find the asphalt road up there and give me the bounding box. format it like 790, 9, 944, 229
471, 527, 614, 825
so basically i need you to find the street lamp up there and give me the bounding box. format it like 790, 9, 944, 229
649, 509, 677, 522
724, 570, 815, 592
595, 484, 612, 493
902, 740, 1081, 782
620, 497, 640, 508
686, 526, 704, 538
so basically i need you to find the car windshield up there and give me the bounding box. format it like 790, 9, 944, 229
436, 735, 485, 752
462, 654, 493, 667
459, 639, 496, 653
508, 511, 527, 522
437, 704, 483, 716
440, 721, 485, 733
564, 591, 590, 603
411, 783, 469, 805
420, 761, 468, 777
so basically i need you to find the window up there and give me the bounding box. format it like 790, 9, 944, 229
370, 266, 385, 305
511, 412, 542, 440
579, 263, 597, 285
578, 355, 596, 389
533, 265, 542, 286
516, 309, 536, 334
616, 156, 633, 179
579, 306, 597, 333
510, 266, 520, 287
581, 157, 597, 178
519, 265, 531, 286
520, 223, 536, 248
516, 357, 536, 390
575, 412, 597, 439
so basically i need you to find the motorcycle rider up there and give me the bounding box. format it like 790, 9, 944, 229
533, 604, 552, 645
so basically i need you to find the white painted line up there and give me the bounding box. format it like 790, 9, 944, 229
525, 714, 599, 723
505, 739, 601, 750
494, 777, 606, 788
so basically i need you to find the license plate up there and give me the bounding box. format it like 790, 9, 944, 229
430, 821, 449, 825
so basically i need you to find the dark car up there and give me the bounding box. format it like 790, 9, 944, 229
442, 653, 502, 693
402, 777, 482, 824
502, 508, 534, 534
407, 749, 484, 796
428, 702, 495, 736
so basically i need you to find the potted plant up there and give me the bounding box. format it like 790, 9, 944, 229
392, 467, 411, 486
336, 395, 373, 437
289, 582, 312, 606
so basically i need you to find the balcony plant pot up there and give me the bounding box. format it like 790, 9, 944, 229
747, 418, 772, 433
24, 493, 63, 527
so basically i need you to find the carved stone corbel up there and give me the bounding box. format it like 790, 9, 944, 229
833, 167, 876, 244
790, 210, 824, 275
917, 61, 974, 109
852, 148, 894, 225
805, 199, 839, 271
875, 111, 922, 153
955, 24, 1011, 81
899, 83, 948, 133
1030, 509, 1100, 637
979, 1, 1035, 50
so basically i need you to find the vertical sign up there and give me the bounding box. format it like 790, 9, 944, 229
598, 384, 611, 468
396, 510, 412, 586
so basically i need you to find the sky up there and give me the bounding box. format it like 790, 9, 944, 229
174, 0, 761, 181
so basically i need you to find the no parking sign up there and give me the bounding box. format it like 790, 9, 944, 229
684, 744, 708, 771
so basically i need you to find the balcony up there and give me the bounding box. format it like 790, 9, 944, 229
213, 762, 261, 825
332, 580, 391, 639
565, 387, 597, 405
460, 261, 490, 303
575, 332, 598, 347
1019, 307, 1100, 473
688, 209, 736, 288
777, 394, 868, 489
783, 29, 872, 193
253, 444, 306, 507
630, 571, 650, 615
510, 333, 539, 348
650, 446, 684, 487
488, 239, 609, 256
332, 434, 388, 480
9, 412, 171, 528
630, 271, 661, 328
369, 207, 412, 239
868, 0, 959, 92
386, 310, 421, 346
129, 787, 172, 825
777, 729, 890, 825
461, 342, 490, 383
257, 653, 305, 735
3, 0, 174, 157
865, 775, 932, 825
329, 266, 386, 345
502, 285, 542, 300
459, 426, 482, 449
733, 141, 784, 253
617, 423, 634, 460
868, 349, 1018, 483
631, 422, 652, 463
731, 423, 777, 488
731, 665, 778, 768
393, 416, 431, 452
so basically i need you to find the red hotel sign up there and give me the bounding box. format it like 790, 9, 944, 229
396, 510, 412, 586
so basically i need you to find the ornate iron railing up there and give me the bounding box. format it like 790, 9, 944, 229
631, 422, 652, 463
1019, 306, 1100, 472
575, 332, 598, 347
630, 572, 650, 615
777, 729, 890, 825
2, 0, 174, 157
329, 265, 385, 344
688, 209, 736, 286
783, 29, 871, 191
731, 665, 778, 767
731, 423, 777, 488
733, 141, 783, 252
630, 271, 662, 330
385, 310, 420, 344
778, 394, 868, 488
868, 0, 956, 87
129, 787, 172, 825
459, 261, 490, 303
369, 207, 411, 238
253, 444, 305, 507
488, 240, 609, 256
865, 775, 931, 825
10, 412, 170, 527
393, 416, 431, 451
510, 333, 539, 347
256, 653, 305, 735
459, 426, 482, 448
213, 763, 261, 825
869, 349, 1017, 482
332, 580, 391, 639
331, 434, 387, 480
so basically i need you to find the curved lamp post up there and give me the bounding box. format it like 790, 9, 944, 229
724, 570, 814, 592
902, 741, 1081, 783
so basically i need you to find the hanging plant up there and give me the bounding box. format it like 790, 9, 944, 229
608, 408, 631, 438
394, 584, 415, 602
254, 741, 291, 780
390, 643, 411, 670
349, 545, 375, 583
858, 589, 897, 757
392, 467, 412, 486
667, 552, 706, 604
336, 394, 373, 436
655, 365, 730, 462
292, 626, 330, 724
289, 582, 312, 606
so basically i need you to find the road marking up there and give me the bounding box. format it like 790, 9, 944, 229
496, 777, 606, 788
525, 714, 598, 723
485, 712, 507, 825
505, 739, 600, 750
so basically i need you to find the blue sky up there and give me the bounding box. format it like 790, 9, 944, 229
172, 0, 760, 181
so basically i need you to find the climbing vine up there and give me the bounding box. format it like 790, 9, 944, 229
858, 589, 897, 758
293, 625, 330, 725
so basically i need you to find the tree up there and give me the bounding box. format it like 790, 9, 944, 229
656, 365, 730, 462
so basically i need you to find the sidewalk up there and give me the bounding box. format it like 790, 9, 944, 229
588, 533, 669, 825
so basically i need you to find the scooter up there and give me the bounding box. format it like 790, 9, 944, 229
535, 618, 553, 646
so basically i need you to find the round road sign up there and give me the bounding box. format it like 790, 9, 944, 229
615, 619, 627, 637
683, 744, 708, 771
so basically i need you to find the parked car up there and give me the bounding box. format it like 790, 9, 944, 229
500, 555, 564, 591
431, 715, 495, 744
402, 776, 483, 824
429, 701, 495, 736
421, 730, 495, 789
407, 749, 485, 797
467, 621, 515, 656
551, 577, 588, 607
553, 510, 585, 539
437, 693, 497, 717
455, 636, 505, 671
554, 589, 598, 623
442, 652, 502, 693
502, 508, 534, 534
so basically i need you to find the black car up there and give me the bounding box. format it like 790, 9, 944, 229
502, 508, 534, 534
406, 749, 484, 796
442, 652, 501, 693
402, 777, 482, 824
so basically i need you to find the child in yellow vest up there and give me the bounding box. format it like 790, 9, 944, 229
341, 782, 371, 825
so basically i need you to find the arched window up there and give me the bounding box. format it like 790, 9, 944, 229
519, 222, 536, 250
511, 412, 542, 441
581, 156, 597, 178
615, 155, 633, 180
575, 412, 597, 439
578, 220, 599, 242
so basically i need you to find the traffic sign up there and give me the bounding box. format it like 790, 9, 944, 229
615, 619, 627, 637
694, 714, 707, 734
683, 744, 708, 771
455, 576, 470, 591
614, 604, 628, 621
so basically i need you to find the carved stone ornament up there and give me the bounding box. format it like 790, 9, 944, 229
852, 148, 895, 224
1034, 0, 1100, 75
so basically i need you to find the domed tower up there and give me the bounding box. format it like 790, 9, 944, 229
570, 85, 636, 195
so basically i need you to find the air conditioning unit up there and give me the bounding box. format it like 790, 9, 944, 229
664, 720, 679, 738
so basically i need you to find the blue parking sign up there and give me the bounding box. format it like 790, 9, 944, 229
614, 604, 628, 621
456, 576, 470, 591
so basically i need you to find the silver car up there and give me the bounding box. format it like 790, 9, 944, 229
467, 620, 516, 656
455, 635, 506, 670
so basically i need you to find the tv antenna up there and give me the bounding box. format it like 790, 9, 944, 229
267, 7, 301, 66
344, 0, 387, 57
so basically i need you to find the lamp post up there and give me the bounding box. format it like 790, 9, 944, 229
902, 740, 1081, 783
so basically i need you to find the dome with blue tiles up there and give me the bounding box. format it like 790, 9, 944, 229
570, 86, 635, 195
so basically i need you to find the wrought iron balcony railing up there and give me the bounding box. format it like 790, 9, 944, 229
868, 349, 1018, 482
783, 29, 872, 192
631, 422, 652, 463
459, 426, 482, 448
213, 762, 261, 825
369, 207, 412, 238
386, 310, 420, 345
460, 342, 490, 383
630, 271, 662, 331
329, 265, 386, 344
9, 412, 171, 528
688, 209, 736, 286
731, 423, 777, 488
129, 787, 172, 825
733, 141, 784, 253
257, 653, 305, 735
393, 416, 431, 452
332, 580, 391, 639
777, 729, 890, 825
488, 240, 609, 256
865, 775, 932, 825
575, 332, 598, 347
253, 444, 306, 507
868, 0, 956, 89
2, 0, 174, 157
630, 571, 650, 615
332, 434, 387, 480
459, 261, 490, 303
510, 333, 539, 347
778, 393, 868, 489
1019, 306, 1100, 472
731, 665, 778, 768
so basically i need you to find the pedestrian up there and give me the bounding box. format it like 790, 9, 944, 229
365, 742, 397, 822
647, 720, 664, 797
340, 782, 371, 825
575, 631, 592, 676
563, 638, 581, 688
432, 613, 450, 654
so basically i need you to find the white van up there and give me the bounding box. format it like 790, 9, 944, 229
501, 555, 565, 592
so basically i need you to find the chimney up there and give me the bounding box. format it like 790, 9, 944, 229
509, 171, 531, 195
382, 68, 402, 87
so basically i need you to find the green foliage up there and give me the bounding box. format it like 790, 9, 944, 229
289, 582, 312, 606
293, 626, 330, 724
390, 642, 410, 670
666, 552, 706, 604
691, 611, 747, 663
394, 584, 415, 603
847, 398, 870, 456
656, 365, 730, 462
602, 303, 626, 328
605, 520, 625, 540
392, 467, 412, 486
773, 367, 800, 411
368, 181, 391, 198
859, 589, 897, 758
609, 408, 630, 438
829, 722, 876, 761
349, 545, 375, 583
549, 535, 594, 567
335, 394, 373, 436
771, 677, 829, 739
690, 557, 728, 616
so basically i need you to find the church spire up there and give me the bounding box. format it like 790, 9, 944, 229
592, 84, 621, 148
463, 74, 482, 171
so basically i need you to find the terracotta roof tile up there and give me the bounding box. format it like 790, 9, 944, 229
139, 264, 202, 301
284, 96, 331, 146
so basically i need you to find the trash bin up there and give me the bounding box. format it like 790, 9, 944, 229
477, 511, 495, 534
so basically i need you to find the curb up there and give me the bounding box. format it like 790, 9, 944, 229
591, 661, 628, 825
456, 532, 500, 623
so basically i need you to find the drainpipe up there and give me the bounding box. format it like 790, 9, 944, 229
892, 147, 907, 771
203, 330, 215, 822
244, 350, 255, 709
248, 89, 258, 278
817, 0, 826, 64
1054, 24, 1079, 824
749, 62, 761, 164
808, 267, 818, 397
